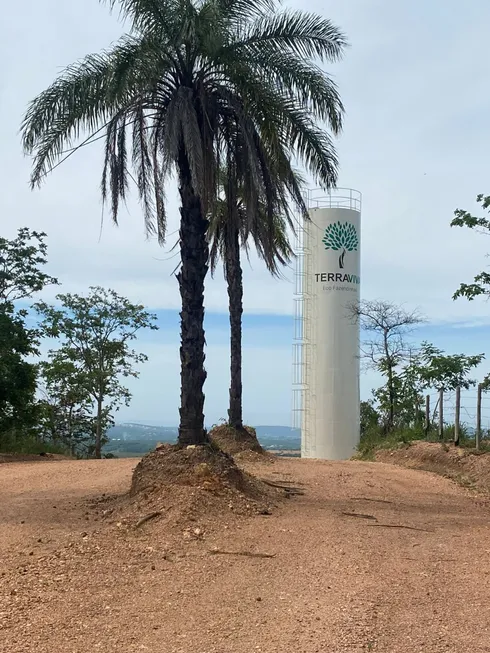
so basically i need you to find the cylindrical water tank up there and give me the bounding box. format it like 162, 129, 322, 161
301, 190, 361, 460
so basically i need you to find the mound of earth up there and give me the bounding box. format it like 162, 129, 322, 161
114, 444, 279, 536
233, 449, 275, 465
376, 440, 490, 494
208, 424, 264, 456
131, 443, 260, 496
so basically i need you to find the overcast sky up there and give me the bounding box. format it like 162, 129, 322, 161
3, 0, 490, 425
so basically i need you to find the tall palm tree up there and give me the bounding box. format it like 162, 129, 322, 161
209, 162, 300, 430
21, 0, 346, 447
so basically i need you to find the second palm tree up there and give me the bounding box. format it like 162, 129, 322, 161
209, 159, 300, 430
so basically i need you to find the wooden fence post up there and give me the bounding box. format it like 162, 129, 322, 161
454, 386, 460, 446
439, 388, 444, 440
424, 395, 430, 437
476, 383, 482, 451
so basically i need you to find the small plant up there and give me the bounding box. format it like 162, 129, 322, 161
0, 431, 68, 456
356, 424, 426, 460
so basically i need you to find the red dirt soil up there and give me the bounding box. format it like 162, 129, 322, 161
376, 440, 490, 494
1, 456, 490, 652
0, 453, 69, 464
208, 424, 264, 456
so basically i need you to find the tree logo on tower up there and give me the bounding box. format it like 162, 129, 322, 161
322, 222, 358, 269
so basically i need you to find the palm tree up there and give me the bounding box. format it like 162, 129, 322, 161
209, 162, 299, 430
21, 0, 346, 447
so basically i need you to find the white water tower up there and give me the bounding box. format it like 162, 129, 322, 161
292, 189, 361, 460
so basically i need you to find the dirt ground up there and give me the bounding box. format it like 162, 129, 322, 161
376, 441, 490, 495
1, 456, 490, 653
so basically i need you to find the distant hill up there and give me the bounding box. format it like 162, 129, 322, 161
104, 423, 300, 456
108, 423, 178, 441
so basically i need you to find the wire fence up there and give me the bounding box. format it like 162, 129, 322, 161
424, 385, 490, 447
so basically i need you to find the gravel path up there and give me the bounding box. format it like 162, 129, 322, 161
1, 457, 490, 652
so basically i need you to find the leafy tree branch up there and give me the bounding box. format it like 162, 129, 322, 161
35, 286, 158, 458
451, 193, 490, 301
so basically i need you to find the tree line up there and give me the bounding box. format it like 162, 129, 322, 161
0, 228, 158, 457
356, 299, 485, 436
359, 191, 490, 448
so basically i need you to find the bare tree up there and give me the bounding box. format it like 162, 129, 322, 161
350, 300, 425, 431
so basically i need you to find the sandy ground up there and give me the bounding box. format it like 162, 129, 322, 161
1, 457, 490, 652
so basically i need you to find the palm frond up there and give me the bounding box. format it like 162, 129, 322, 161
208, 112, 302, 281
246, 50, 344, 134
21, 34, 168, 187
215, 61, 340, 188
215, 0, 277, 18
131, 103, 156, 235
151, 136, 167, 244
23, 0, 346, 251
101, 114, 130, 222
283, 105, 338, 189
103, 0, 180, 36
228, 9, 347, 62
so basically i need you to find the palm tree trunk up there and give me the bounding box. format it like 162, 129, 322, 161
225, 225, 243, 429
177, 149, 208, 446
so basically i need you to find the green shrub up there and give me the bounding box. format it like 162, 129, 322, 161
0, 430, 68, 455
356, 425, 425, 460
357, 421, 490, 460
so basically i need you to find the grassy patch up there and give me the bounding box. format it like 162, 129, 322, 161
356, 426, 424, 461
357, 423, 490, 461
0, 432, 68, 456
